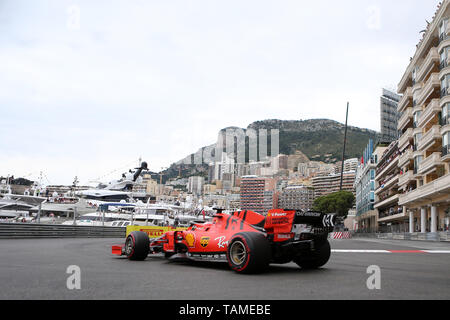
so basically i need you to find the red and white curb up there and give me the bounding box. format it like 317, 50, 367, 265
330, 232, 352, 239
331, 249, 450, 254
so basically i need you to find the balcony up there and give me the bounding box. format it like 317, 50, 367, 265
417, 73, 440, 106
398, 149, 413, 168
397, 87, 412, 112
398, 170, 415, 187
398, 128, 414, 151
375, 156, 399, 182
417, 48, 439, 82
412, 82, 423, 95
374, 194, 400, 210
375, 174, 398, 195
378, 211, 407, 223
398, 107, 413, 131
417, 152, 444, 175
417, 99, 440, 128
417, 125, 441, 152
399, 173, 450, 206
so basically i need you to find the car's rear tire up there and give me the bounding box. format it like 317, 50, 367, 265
226, 232, 271, 274
125, 231, 150, 261
294, 239, 331, 269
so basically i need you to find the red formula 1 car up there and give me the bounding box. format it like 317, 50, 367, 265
112, 209, 336, 274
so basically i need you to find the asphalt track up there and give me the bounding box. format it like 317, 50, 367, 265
0, 237, 449, 300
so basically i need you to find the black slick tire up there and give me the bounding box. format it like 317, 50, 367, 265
125, 231, 150, 261
226, 232, 271, 274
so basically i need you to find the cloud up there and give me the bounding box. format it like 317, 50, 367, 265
0, 0, 442, 184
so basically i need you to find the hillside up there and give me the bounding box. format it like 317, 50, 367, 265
161, 119, 379, 182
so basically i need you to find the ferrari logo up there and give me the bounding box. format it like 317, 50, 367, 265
185, 233, 195, 247
200, 237, 210, 248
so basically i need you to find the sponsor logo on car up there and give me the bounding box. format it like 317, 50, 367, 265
200, 236, 210, 248
185, 233, 195, 247
140, 229, 165, 237
215, 236, 228, 248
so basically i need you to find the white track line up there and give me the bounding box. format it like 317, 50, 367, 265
422, 250, 450, 254
332, 250, 390, 253
331, 250, 450, 254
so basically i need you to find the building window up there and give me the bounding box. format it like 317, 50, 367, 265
440, 47, 450, 69
439, 18, 449, 43
414, 133, 422, 151
413, 111, 422, 128
414, 155, 423, 174
442, 103, 450, 126
441, 75, 450, 98
412, 68, 418, 86
443, 132, 450, 156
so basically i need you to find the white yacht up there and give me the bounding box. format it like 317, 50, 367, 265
76, 162, 150, 203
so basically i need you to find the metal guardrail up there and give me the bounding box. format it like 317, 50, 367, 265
0, 223, 126, 239
352, 232, 450, 242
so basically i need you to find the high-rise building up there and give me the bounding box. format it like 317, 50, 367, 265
240, 176, 265, 213
278, 185, 315, 211
354, 140, 378, 232
187, 176, 204, 195
396, 0, 450, 233
334, 158, 359, 174
312, 171, 356, 199
380, 89, 401, 143
355, 145, 388, 234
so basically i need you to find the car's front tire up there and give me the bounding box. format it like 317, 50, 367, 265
226, 232, 271, 274
125, 231, 150, 261
294, 239, 331, 269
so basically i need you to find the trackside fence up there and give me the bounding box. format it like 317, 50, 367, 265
352, 232, 450, 242
0, 223, 126, 239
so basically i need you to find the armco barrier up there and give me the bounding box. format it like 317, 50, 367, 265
352, 232, 450, 242
0, 223, 126, 239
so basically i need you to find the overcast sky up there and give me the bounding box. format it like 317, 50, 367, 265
0, 0, 442, 185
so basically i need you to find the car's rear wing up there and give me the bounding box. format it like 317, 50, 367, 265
293, 211, 336, 228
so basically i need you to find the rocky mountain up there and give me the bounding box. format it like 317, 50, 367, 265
161, 119, 379, 182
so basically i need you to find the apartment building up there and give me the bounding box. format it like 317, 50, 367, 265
187, 176, 204, 195
373, 141, 406, 232
240, 176, 266, 213
312, 170, 356, 199
334, 158, 359, 174
354, 140, 380, 233
397, 1, 450, 233
380, 89, 401, 143
278, 185, 315, 211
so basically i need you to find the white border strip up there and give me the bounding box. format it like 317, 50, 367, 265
331, 250, 390, 253
332, 249, 450, 254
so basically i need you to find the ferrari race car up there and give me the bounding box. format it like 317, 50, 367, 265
112, 209, 336, 274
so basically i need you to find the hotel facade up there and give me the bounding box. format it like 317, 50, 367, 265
397, 0, 450, 233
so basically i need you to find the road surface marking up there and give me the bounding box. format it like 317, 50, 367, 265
332, 250, 450, 254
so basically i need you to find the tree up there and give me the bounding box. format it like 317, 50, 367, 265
312, 191, 355, 219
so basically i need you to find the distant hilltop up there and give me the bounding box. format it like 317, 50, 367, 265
162, 118, 379, 181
